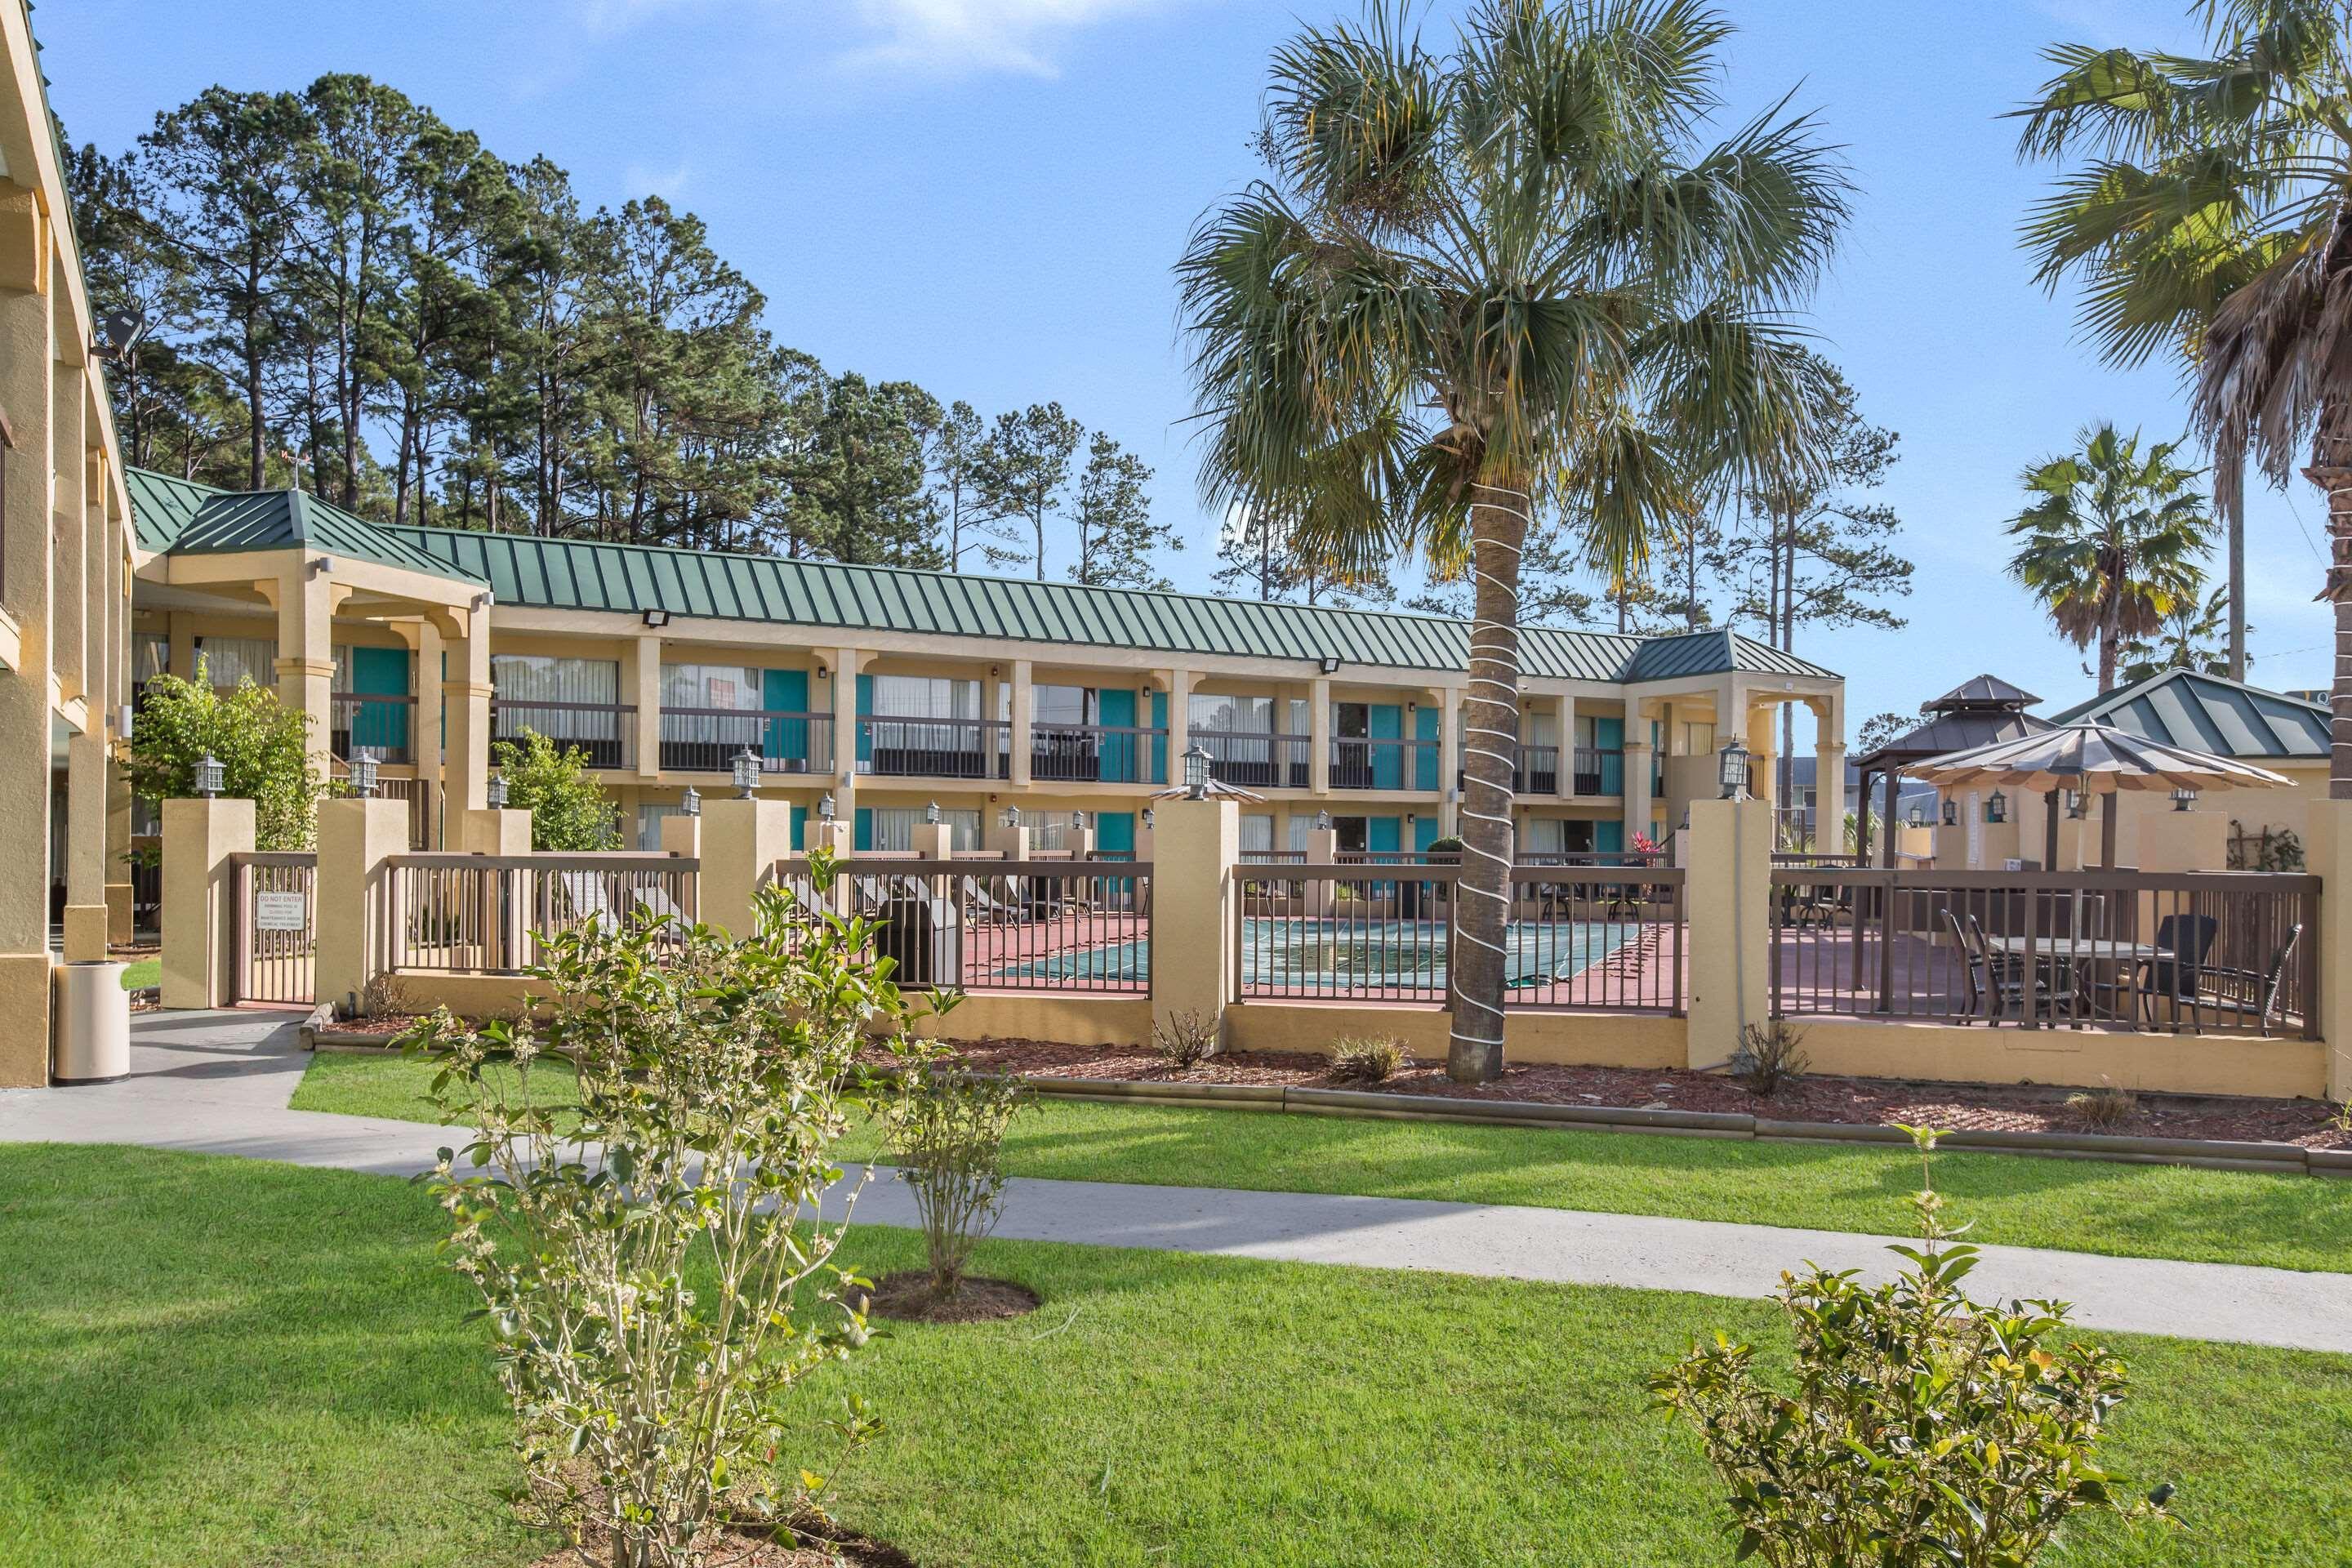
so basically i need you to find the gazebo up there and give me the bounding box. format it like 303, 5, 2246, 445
1851, 675, 2051, 866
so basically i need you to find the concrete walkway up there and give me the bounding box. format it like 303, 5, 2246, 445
3, 1012, 2347, 1354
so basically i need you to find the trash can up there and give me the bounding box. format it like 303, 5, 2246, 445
52, 960, 131, 1085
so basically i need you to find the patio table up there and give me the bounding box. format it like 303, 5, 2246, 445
1980, 935, 2174, 1023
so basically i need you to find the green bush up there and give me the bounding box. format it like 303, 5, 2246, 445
889, 1059, 1023, 1299
126, 662, 323, 849
403, 850, 936, 1564
1330, 1035, 1409, 1083
492, 728, 621, 851
1652, 1125, 2175, 1565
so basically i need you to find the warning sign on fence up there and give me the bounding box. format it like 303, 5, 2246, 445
253, 891, 309, 932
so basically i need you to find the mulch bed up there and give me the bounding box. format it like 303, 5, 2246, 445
927, 1037, 2352, 1151
524, 1472, 915, 1568
850, 1272, 1040, 1324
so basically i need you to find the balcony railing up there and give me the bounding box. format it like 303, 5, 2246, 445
1027, 723, 1168, 785
862, 715, 1008, 779
1457, 742, 1561, 795
1330, 736, 1440, 791
1195, 731, 1312, 790
332, 693, 416, 764
491, 699, 636, 770
660, 708, 835, 775
1574, 746, 1625, 796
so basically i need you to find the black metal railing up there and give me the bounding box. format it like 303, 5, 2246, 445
861, 716, 1008, 779
332, 693, 416, 764
660, 708, 835, 775
491, 699, 636, 770
1027, 723, 1167, 785
1194, 731, 1312, 789
1573, 746, 1624, 795
1330, 736, 1440, 791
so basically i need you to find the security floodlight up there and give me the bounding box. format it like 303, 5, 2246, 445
1183, 742, 1213, 800
642, 608, 670, 629
1717, 738, 1749, 800
195, 752, 225, 799
1318, 656, 1341, 675
91, 308, 147, 362
732, 749, 760, 800
486, 771, 508, 810
679, 786, 701, 817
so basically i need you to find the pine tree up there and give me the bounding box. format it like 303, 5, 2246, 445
1069, 433, 1174, 589
975, 403, 1082, 580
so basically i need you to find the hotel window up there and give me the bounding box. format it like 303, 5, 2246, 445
133, 632, 169, 688
663, 662, 764, 712
492, 655, 624, 764
1523, 817, 1566, 857
1189, 693, 1274, 733
1681, 721, 1717, 756
1240, 813, 1275, 855
192, 635, 276, 690
1004, 684, 1092, 726
871, 675, 979, 719
869, 807, 981, 852
635, 803, 684, 851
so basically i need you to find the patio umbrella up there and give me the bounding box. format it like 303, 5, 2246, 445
1146, 777, 1267, 803
1907, 723, 2290, 867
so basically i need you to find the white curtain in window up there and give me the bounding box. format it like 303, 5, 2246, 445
1189, 693, 1274, 732
193, 635, 276, 689
1523, 817, 1566, 855
635, 804, 684, 850
134, 633, 169, 685
871, 675, 978, 719
1031, 684, 1089, 726
494, 655, 620, 705
871, 808, 981, 852
1526, 711, 1559, 748
662, 663, 763, 710
1287, 813, 1312, 852
1240, 813, 1275, 853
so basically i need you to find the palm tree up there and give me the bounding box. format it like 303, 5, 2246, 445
2119, 585, 2239, 682
2017, 1, 2352, 794
2013, 20, 2279, 684
2006, 422, 2212, 692
1177, 0, 1848, 1081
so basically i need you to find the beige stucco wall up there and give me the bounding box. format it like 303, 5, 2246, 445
1791, 1015, 2325, 1100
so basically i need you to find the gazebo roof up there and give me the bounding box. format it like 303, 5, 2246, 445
1854, 706, 2052, 773
1925, 673, 2039, 712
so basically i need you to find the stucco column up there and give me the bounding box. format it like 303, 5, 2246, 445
1304, 821, 1339, 917
1009, 657, 1034, 788
1623, 737, 1655, 849
658, 811, 702, 861
1745, 702, 1777, 810
700, 797, 795, 942
632, 633, 662, 779
1684, 795, 1771, 1071
829, 647, 864, 819
1308, 677, 1331, 795
315, 796, 408, 1013
60, 721, 110, 960
1165, 667, 1194, 772
461, 808, 532, 856
1437, 691, 1462, 832
274, 569, 337, 777
105, 749, 135, 946
411, 619, 445, 846
2305, 801, 2352, 1102
1555, 694, 1576, 800
1149, 795, 1238, 1050
441, 609, 493, 816
0, 196, 58, 1075
1815, 741, 1846, 855
160, 795, 254, 1013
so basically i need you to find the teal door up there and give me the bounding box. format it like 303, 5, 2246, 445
1594, 716, 1625, 795
1097, 689, 1137, 782
1596, 818, 1625, 856
1370, 705, 1404, 789
1412, 816, 1438, 852
854, 675, 875, 767
1096, 811, 1136, 854
854, 807, 874, 852
1413, 707, 1440, 791
1151, 691, 1169, 783
1367, 815, 1402, 853
791, 804, 808, 851
347, 647, 411, 756
764, 669, 809, 768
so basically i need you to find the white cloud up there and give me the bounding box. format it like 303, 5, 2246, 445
623, 158, 695, 201
839, 0, 1173, 77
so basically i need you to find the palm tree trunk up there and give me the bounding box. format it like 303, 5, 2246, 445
2305, 407, 2352, 799
1449, 475, 1529, 1084
2221, 461, 2247, 682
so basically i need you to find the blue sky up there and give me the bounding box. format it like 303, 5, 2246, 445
42, 0, 2341, 735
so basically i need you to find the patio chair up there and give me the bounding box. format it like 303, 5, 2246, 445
2092, 912, 2218, 1027
1963, 911, 2075, 1023
1791, 882, 1838, 929
2191, 923, 2301, 1036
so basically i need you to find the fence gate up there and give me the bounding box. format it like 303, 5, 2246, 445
230, 852, 318, 1006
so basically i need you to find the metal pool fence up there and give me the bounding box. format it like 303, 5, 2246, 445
1769, 867, 2319, 1036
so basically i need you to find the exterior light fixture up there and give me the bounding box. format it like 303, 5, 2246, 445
1987, 791, 2007, 824
195, 752, 225, 799
642, 608, 670, 629
819, 791, 836, 822
732, 749, 760, 800
1002, 804, 1022, 828
1717, 738, 1749, 800
1183, 742, 1213, 800
1318, 657, 1341, 675
1141, 807, 1155, 831
350, 752, 381, 799
1942, 798, 1958, 826
2172, 786, 2197, 813
2065, 789, 2088, 820
1313, 809, 1332, 831
679, 786, 701, 817
486, 770, 509, 810
924, 800, 942, 825
1071, 810, 1089, 831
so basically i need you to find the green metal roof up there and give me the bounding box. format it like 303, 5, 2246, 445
2047, 670, 2329, 761
128, 469, 483, 586
122, 466, 1841, 683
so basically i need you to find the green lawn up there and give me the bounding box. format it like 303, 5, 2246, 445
2, 1143, 2347, 1568
292, 1050, 2352, 1274
118, 958, 158, 991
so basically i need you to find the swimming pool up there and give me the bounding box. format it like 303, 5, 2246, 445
990, 916, 1639, 990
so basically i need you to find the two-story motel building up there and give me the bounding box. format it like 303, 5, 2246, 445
118, 466, 1847, 880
